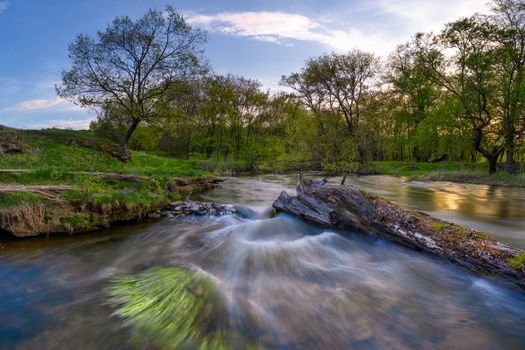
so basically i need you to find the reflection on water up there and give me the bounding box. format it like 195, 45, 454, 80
331, 175, 525, 248
0, 175, 525, 349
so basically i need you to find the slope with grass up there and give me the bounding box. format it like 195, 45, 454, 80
371, 161, 525, 187
0, 126, 218, 238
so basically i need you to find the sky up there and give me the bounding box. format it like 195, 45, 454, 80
0, 0, 491, 130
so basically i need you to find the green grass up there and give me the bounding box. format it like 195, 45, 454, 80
0, 145, 207, 178
0, 192, 43, 209
0, 128, 211, 218
371, 161, 485, 177
0, 128, 208, 177
371, 161, 525, 187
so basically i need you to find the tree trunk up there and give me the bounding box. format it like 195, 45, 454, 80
488, 156, 498, 175
273, 175, 525, 291
472, 126, 501, 175
503, 139, 518, 173
507, 149, 515, 166
119, 119, 140, 162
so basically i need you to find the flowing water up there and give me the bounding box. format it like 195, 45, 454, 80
1, 175, 525, 349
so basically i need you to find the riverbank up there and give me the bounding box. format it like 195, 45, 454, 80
0, 127, 221, 237
371, 161, 525, 187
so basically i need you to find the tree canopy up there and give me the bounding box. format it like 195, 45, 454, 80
57, 6, 207, 159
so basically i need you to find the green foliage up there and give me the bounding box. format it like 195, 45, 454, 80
107, 267, 229, 349
0, 192, 42, 209
507, 253, 525, 270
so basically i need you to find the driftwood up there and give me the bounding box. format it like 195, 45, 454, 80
273, 175, 525, 291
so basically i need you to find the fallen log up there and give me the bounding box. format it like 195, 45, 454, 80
273, 175, 525, 291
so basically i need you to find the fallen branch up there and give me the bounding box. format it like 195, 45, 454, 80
273, 175, 525, 291
0, 184, 74, 193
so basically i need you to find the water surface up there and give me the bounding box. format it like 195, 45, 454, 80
1, 175, 524, 349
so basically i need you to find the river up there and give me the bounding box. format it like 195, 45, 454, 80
1, 175, 524, 349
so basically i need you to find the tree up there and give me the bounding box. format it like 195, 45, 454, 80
281, 50, 378, 135
491, 0, 525, 171
418, 18, 507, 174
386, 38, 440, 161
57, 7, 207, 160
281, 50, 379, 166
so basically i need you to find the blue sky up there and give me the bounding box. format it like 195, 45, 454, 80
0, 0, 490, 129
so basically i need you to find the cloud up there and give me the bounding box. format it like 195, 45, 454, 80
186, 11, 386, 52
187, 12, 319, 44
375, 0, 490, 33
0, 1, 7, 13
7, 97, 84, 112
28, 118, 95, 130
14, 97, 62, 110
186, 0, 491, 56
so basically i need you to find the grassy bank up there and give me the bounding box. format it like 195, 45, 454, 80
371, 161, 525, 187
0, 127, 217, 237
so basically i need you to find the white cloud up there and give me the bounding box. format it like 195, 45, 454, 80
0, 1, 8, 13
187, 12, 319, 44
15, 97, 62, 110
8, 97, 84, 112
28, 118, 95, 130
376, 0, 490, 33
186, 0, 491, 56
186, 11, 387, 52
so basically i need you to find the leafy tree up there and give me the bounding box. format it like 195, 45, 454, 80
386, 38, 440, 161
418, 17, 506, 173
281, 50, 379, 135
491, 0, 525, 170
281, 50, 379, 167
57, 7, 207, 160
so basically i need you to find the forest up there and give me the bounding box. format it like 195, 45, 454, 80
57, 1, 525, 176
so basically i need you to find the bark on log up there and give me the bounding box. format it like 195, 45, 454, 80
273, 175, 525, 291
